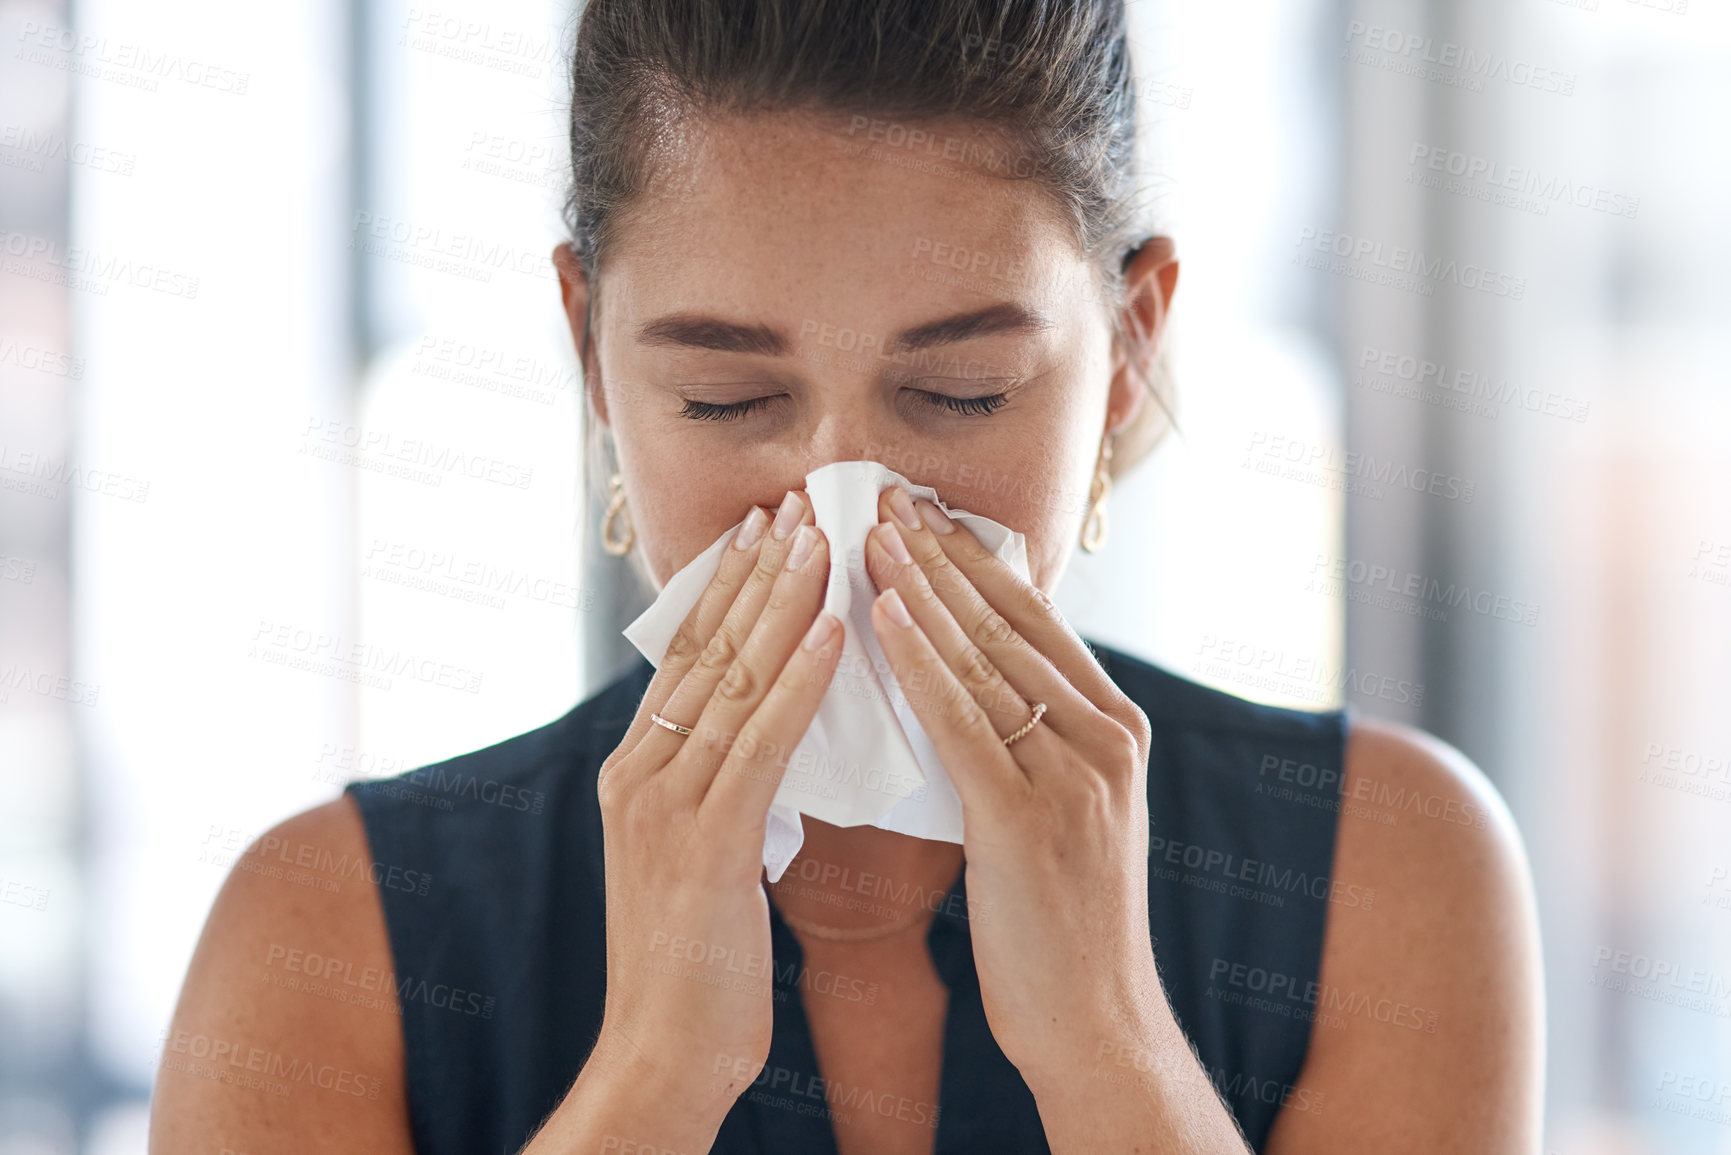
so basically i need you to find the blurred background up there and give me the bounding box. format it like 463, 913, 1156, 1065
0, 0, 1726, 1150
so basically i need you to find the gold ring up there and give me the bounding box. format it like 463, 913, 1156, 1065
650, 711, 694, 737
1002, 701, 1047, 747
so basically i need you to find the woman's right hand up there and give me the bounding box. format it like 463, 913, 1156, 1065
532, 490, 841, 1151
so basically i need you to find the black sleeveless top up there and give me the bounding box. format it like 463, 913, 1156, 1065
346, 642, 1349, 1153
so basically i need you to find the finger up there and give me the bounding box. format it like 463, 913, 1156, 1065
669, 519, 832, 800
611, 503, 774, 771
906, 495, 1144, 731
700, 606, 843, 830
861, 520, 1038, 742
642, 491, 817, 773
868, 587, 1038, 812
870, 489, 1097, 737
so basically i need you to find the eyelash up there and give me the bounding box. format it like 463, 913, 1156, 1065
678, 389, 1011, 422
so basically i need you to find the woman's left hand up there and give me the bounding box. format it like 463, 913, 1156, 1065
862, 487, 1165, 1085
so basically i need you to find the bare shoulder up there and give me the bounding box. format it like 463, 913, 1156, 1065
1264, 717, 1545, 1155
149, 796, 415, 1155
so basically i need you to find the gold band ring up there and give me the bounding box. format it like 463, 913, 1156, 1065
650, 712, 694, 737
1002, 701, 1047, 748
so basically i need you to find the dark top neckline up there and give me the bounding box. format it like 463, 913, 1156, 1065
347, 640, 1349, 1153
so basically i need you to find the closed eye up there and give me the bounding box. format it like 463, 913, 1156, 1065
913, 389, 1011, 416
674, 382, 1017, 421
904, 376, 1017, 417
678, 395, 785, 421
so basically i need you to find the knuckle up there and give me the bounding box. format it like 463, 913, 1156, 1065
664, 622, 703, 667
764, 581, 800, 617
1127, 704, 1152, 749
716, 659, 760, 703
958, 646, 999, 697
597, 755, 644, 814
596, 765, 624, 810
1100, 716, 1144, 773
925, 555, 967, 597
1102, 686, 1140, 726
698, 627, 740, 675
753, 547, 785, 583
971, 607, 1019, 649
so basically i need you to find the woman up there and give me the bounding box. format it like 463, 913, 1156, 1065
151, 1, 1543, 1152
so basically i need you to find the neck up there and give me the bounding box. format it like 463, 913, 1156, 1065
767, 818, 965, 939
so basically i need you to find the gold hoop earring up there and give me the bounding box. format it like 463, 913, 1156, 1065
601, 471, 634, 556
1079, 435, 1113, 554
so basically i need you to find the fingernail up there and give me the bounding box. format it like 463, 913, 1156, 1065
878, 521, 913, 565
915, 499, 955, 535
733, 506, 768, 550
879, 588, 914, 628
802, 611, 839, 651
786, 524, 817, 570
888, 487, 921, 530
772, 492, 804, 539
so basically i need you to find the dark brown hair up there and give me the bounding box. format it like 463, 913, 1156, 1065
564, 0, 1173, 508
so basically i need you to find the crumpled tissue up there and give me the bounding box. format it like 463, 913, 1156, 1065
621, 459, 1031, 881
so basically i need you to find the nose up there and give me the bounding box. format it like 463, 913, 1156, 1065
760, 397, 901, 513
804, 409, 887, 473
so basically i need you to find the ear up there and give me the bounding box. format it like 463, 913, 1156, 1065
552, 241, 609, 427
1106, 235, 1180, 435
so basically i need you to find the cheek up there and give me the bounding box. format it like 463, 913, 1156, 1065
956, 388, 1103, 568
625, 468, 758, 589
897, 425, 1095, 591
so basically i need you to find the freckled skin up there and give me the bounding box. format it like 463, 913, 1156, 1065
570, 110, 1161, 594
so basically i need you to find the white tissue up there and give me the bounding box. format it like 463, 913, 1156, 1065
621, 460, 1031, 882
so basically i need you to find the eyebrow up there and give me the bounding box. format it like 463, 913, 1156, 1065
634, 302, 1053, 357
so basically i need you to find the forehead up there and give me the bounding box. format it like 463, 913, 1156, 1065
601, 110, 1095, 324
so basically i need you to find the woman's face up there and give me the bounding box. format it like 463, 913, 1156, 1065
560, 110, 1161, 593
